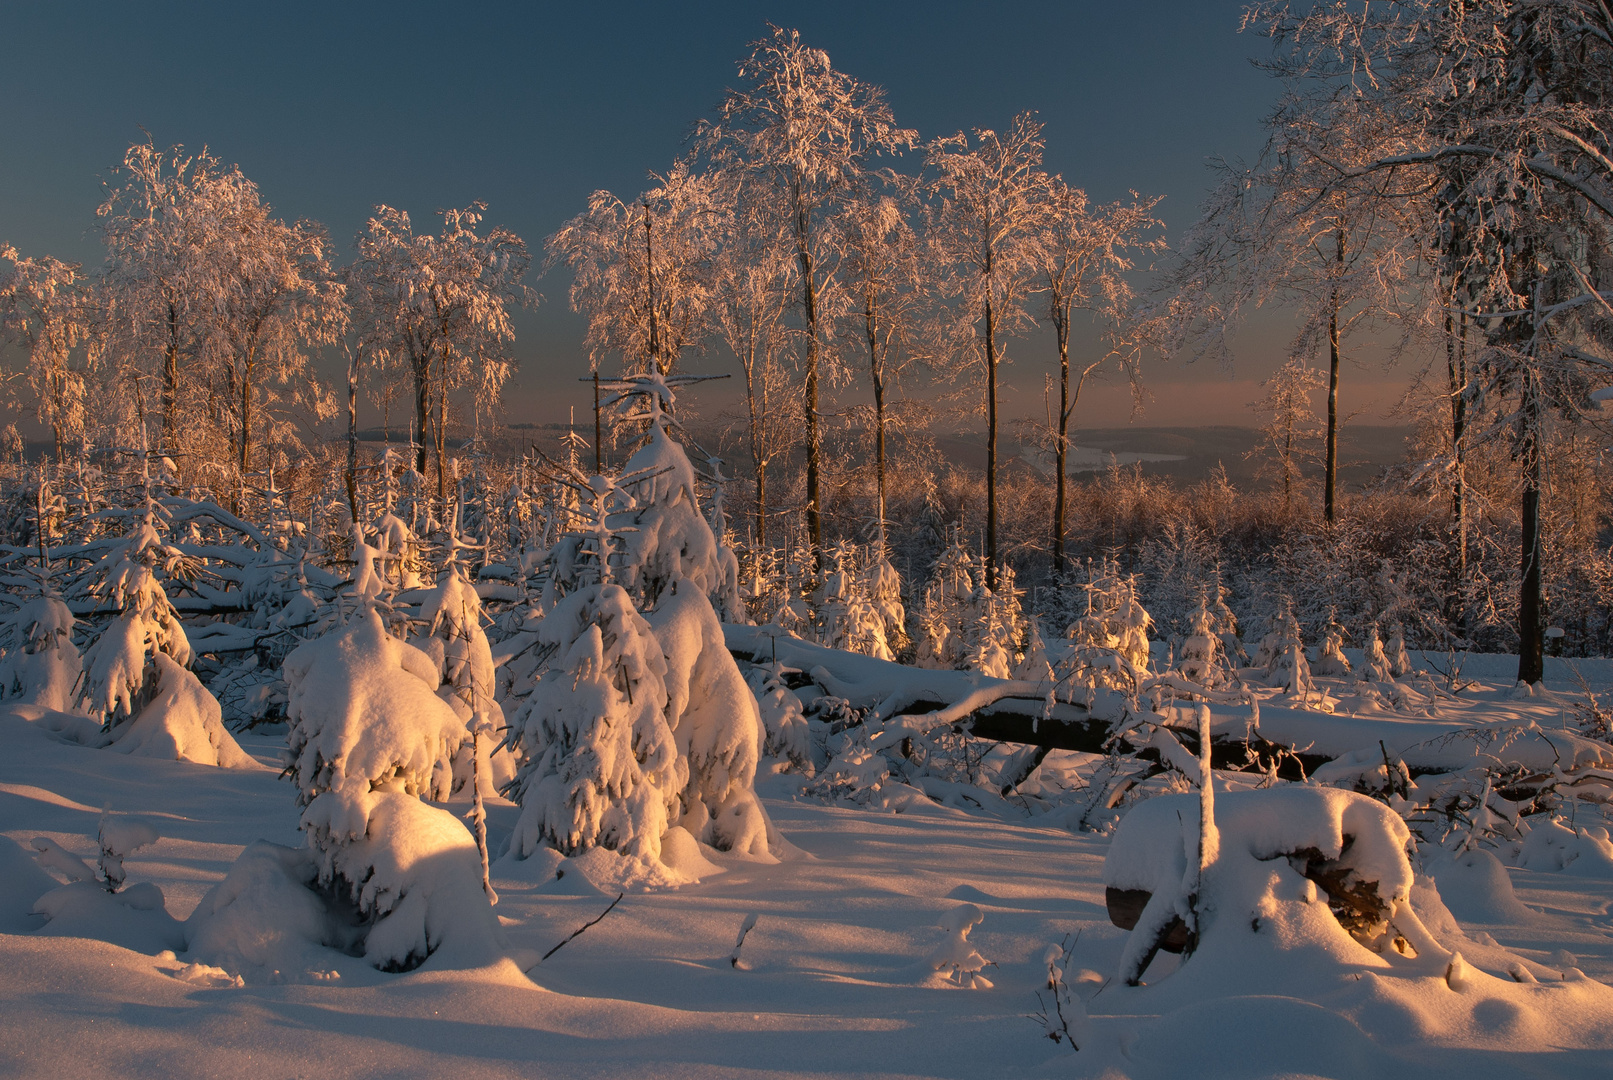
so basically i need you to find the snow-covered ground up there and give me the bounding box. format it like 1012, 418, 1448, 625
4, 661, 1613, 1079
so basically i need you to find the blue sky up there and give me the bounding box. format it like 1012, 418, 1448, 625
0, 2, 1407, 428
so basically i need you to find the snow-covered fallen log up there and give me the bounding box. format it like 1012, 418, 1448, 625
724, 623, 1104, 751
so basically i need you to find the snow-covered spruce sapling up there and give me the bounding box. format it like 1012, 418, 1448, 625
506, 580, 682, 861
96, 810, 160, 893
78, 515, 195, 727
928, 903, 994, 988
512, 372, 774, 862
1314, 611, 1352, 677
0, 589, 80, 712
508, 456, 683, 863
411, 567, 514, 796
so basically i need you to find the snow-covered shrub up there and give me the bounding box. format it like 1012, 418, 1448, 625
0, 592, 80, 711
1249, 599, 1316, 699
808, 540, 908, 661
1386, 621, 1412, 677
1174, 596, 1229, 690
745, 662, 811, 771
927, 902, 993, 988
281, 608, 502, 970
95, 811, 159, 893
1055, 560, 1155, 702
1358, 623, 1394, 683
107, 653, 255, 767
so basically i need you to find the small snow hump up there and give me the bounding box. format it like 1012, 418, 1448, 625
929, 903, 993, 989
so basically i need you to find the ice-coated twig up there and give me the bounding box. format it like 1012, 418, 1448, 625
730, 912, 759, 968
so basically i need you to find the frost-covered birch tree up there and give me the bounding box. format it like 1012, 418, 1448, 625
702, 25, 915, 553
349, 204, 530, 502
200, 168, 346, 484
1035, 180, 1164, 574
1248, 356, 1324, 516
548, 159, 716, 379
706, 177, 798, 549
833, 176, 927, 539
97, 141, 227, 458
926, 113, 1049, 584
0, 248, 93, 464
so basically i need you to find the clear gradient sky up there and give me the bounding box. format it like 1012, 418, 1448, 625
0, 1, 1415, 431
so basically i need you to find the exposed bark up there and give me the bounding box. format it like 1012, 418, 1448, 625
797, 191, 823, 557
984, 286, 999, 590
1518, 369, 1545, 686
1324, 226, 1343, 525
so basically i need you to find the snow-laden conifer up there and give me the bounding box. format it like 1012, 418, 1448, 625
509, 373, 774, 867
0, 592, 80, 712
282, 607, 504, 970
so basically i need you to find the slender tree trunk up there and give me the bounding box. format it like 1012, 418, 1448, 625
239, 355, 254, 483
1324, 227, 1343, 526
1282, 420, 1294, 516
413, 351, 430, 478
985, 292, 999, 590
1518, 369, 1545, 686
866, 289, 888, 534
644, 201, 663, 376
743, 337, 768, 549
435, 349, 449, 505
801, 266, 822, 555
160, 300, 181, 453
1446, 307, 1469, 637
795, 186, 823, 559
346, 344, 360, 522
1052, 304, 1071, 576
593, 370, 602, 474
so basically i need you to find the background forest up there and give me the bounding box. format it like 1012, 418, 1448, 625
2, 6, 1612, 686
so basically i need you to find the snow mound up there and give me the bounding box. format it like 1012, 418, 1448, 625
0, 836, 58, 933
184, 841, 345, 984
927, 902, 993, 988
1429, 849, 1536, 924
1105, 787, 1425, 987
105, 654, 256, 768
1515, 818, 1613, 876
657, 824, 724, 881
31, 880, 185, 954
309, 792, 509, 972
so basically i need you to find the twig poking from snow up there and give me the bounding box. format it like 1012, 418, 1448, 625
540, 892, 624, 963
730, 912, 759, 968
468, 730, 497, 905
